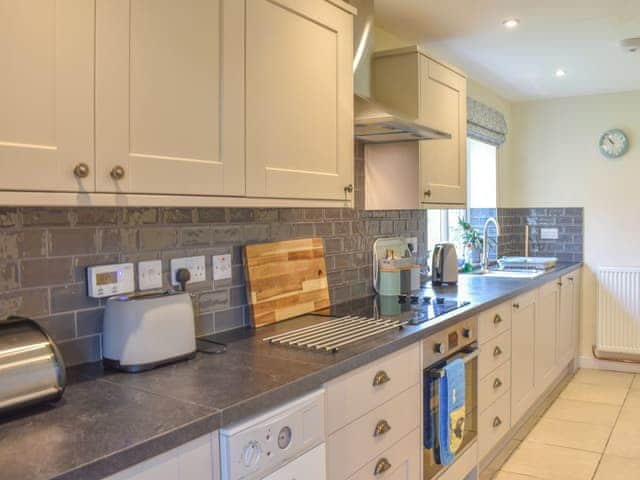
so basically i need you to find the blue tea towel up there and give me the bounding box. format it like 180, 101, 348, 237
437, 358, 466, 465
423, 369, 435, 449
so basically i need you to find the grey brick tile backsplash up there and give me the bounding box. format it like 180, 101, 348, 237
0, 161, 428, 366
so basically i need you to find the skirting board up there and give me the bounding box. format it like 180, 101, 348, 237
578, 355, 640, 373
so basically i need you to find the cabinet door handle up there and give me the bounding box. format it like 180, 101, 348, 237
568, 277, 575, 283
372, 370, 390, 387
493, 314, 503, 325
424, 189, 432, 198
493, 346, 503, 357
374, 458, 392, 475
557, 281, 563, 287
373, 419, 392, 437
344, 184, 353, 194
493, 416, 503, 428
493, 378, 503, 389
110, 165, 126, 180
73, 163, 90, 179
513, 302, 520, 310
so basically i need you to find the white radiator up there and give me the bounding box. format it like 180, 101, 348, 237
596, 267, 640, 360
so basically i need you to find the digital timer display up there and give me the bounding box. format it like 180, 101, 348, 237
96, 271, 118, 286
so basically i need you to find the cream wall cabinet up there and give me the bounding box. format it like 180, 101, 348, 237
105, 433, 219, 480
369, 47, 467, 208
0, 0, 94, 192
0, 0, 355, 207
244, 0, 354, 201
95, 0, 244, 196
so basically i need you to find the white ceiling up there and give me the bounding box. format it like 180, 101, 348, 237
374, 0, 640, 101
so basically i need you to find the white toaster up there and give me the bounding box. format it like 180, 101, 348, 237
103, 291, 196, 372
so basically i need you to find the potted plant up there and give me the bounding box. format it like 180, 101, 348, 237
456, 218, 490, 265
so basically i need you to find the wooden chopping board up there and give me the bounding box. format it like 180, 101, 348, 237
244, 238, 330, 328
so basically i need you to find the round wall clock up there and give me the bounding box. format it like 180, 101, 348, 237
599, 128, 629, 159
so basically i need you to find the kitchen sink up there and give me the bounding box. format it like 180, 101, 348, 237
465, 268, 546, 279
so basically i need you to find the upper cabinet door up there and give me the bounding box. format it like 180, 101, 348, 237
244, 0, 354, 201
95, 0, 244, 196
420, 58, 467, 206
0, 0, 94, 192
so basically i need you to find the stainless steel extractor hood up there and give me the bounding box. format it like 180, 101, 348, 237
350, 0, 451, 144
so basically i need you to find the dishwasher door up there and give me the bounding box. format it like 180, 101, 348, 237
263, 444, 326, 480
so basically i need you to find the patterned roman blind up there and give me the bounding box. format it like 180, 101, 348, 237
467, 97, 508, 146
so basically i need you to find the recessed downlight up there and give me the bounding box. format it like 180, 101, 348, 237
555, 68, 566, 78
502, 18, 520, 29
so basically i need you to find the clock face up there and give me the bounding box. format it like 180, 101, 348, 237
599, 129, 629, 158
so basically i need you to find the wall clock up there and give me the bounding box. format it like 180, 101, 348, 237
599, 128, 629, 159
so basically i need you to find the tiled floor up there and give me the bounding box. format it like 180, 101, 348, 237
492, 368, 640, 480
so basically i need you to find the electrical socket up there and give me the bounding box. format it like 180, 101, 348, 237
170, 256, 206, 286
138, 260, 163, 291
540, 227, 559, 240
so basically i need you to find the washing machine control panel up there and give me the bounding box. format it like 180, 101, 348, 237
220, 390, 325, 480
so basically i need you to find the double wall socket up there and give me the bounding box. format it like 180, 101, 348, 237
170, 256, 206, 286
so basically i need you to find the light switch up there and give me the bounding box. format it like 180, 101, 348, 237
213, 254, 232, 282
138, 260, 162, 291
540, 228, 559, 240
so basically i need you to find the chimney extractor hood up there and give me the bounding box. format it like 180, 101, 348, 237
350, 0, 451, 144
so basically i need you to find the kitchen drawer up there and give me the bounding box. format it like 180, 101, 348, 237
479, 361, 511, 413
347, 429, 420, 480
436, 442, 478, 480
327, 384, 420, 480
479, 392, 510, 461
478, 302, 512, 343
326, 343, 420, 434
478, 330, 510, 379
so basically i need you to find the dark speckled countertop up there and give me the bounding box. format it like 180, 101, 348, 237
0, 262, 582, 480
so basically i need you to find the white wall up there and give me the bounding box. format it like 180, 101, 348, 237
506, 90, 640, 359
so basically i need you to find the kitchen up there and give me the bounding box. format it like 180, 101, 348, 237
0, 1, 637, 479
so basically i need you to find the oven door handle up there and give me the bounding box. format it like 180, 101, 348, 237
428, 346, 478, 379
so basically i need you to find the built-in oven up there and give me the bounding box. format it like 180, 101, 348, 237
423, 316, 478, 480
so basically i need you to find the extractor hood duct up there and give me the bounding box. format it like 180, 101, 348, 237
350, 0, 451, 144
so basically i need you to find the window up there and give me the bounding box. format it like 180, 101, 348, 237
426, 137, 498, 259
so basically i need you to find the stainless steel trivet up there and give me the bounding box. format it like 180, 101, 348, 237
263, 315, 407, 352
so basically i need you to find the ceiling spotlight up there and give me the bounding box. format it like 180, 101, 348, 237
555, 68, 566, 77
502, 18, 520, 29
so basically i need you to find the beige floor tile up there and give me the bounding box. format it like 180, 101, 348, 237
525, 417, 611, 452
485, 439, 522, 473
594, 454, 640, 480
502, 442, 600, 480
631, 374, 640, 391
560, 381, 627, 405
606, 406, 640, 459
513, 414, 542, 441
572, 369, 634, 388
624, 389, 640, 407
493, 472, 545, 480
542, 398, 621, 427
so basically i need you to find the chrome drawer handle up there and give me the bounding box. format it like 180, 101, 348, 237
374, 458, 392, 475
493, 314, 503, 325
373, 370, 390, 387
73, 163, 90, 179
493, 346, 503, 357
493, 378, 503, 389
513, 302, 520, 309
493, 416, 502, 428
374, 419, 392, 437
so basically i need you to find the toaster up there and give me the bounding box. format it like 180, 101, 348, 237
431, 243, 459, 285
0, 317, 66, 415
103, 291, 196, 372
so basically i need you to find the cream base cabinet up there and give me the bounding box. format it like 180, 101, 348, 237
510, 291, 537, 425
557, 272, 580, 368
0, 0, 94, 192
371, 47, 467, 207
106, 433, 219, 480
244, 0, 354, 201
95, 0, 244, 196
536, 282, 560, 393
